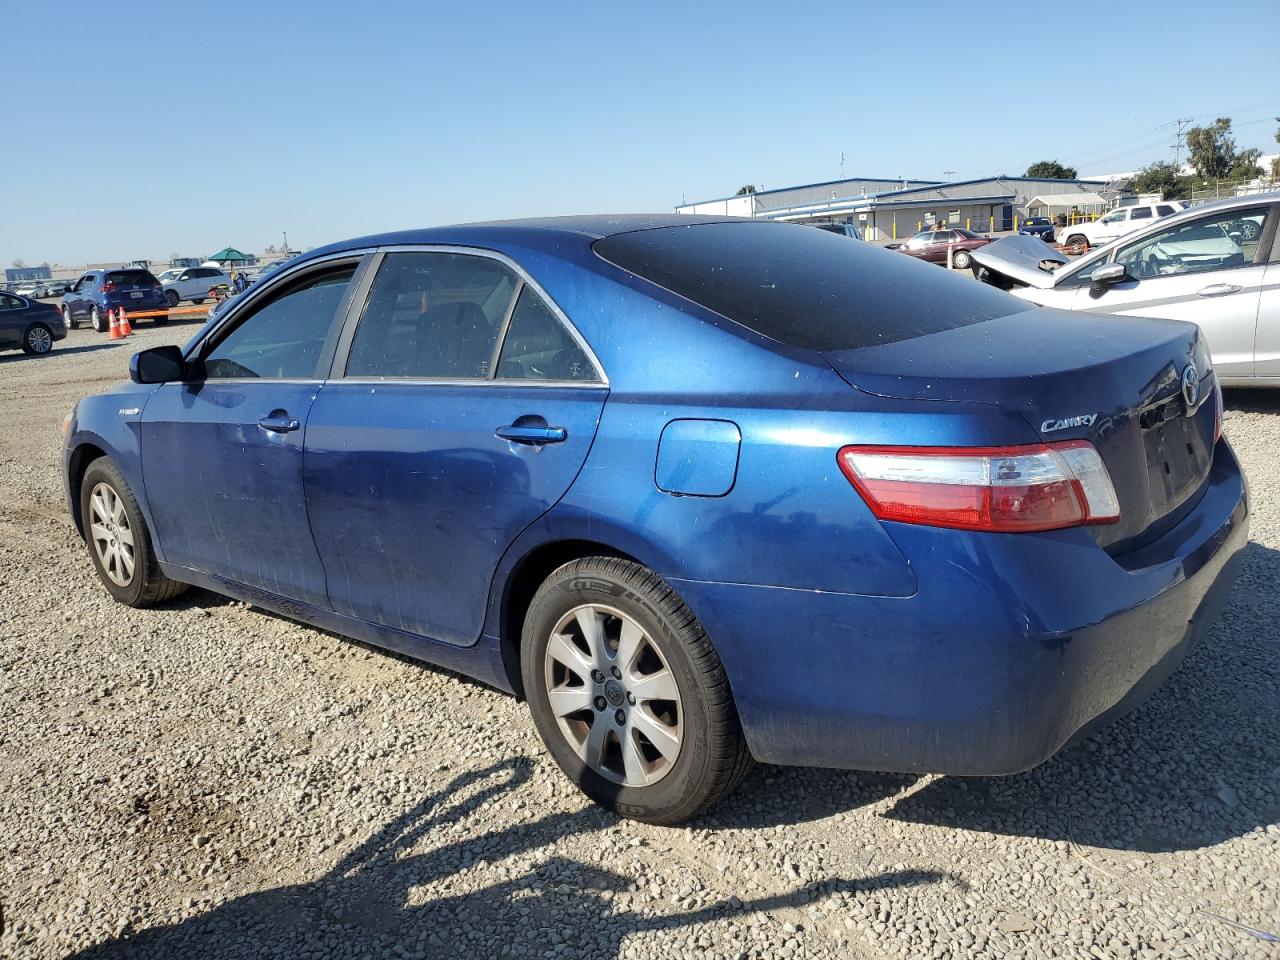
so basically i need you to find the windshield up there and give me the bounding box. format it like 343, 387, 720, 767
594, 222, 1024, 352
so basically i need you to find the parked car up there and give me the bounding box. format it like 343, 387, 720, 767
1058, 201, 1187, 251
14, 281, 45, 299
0, 291, 66, 355
63, 215, 1247, 823
61, 268, 169, 332
970, 192, 1280, 385
896, 228, 993, 268
1018, 216, 1056, 243
47, 279, 72, 297
156, 266, 231, 306
812, 223, 863, 240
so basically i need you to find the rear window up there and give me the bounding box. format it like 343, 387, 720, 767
106, 270, 160, 287
594, 222, 1024, 351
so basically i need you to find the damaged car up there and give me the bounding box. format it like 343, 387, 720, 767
970, 193, 1280, 385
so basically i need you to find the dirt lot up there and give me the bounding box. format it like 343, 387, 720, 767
1, 320, 1278, 960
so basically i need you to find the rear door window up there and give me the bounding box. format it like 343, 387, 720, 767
345, 252, 519, 379
594, 222, 1023, 351
1129, 208, 1153, 221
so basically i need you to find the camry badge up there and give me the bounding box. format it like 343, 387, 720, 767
1182, 364, 1200, 410
1041, 413, 1098, 433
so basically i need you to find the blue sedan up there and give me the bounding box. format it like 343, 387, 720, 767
61, 215, 1247, 823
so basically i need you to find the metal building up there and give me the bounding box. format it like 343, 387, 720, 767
677, 175, 1121, 241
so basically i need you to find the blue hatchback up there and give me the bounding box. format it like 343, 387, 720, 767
62, 216, 1248, 823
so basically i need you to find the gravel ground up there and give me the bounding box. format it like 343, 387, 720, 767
1, 321, 1277, 960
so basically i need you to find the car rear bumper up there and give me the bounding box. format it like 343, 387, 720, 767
673, 440, 1248, 775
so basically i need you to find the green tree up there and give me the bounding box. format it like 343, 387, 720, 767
1129, 161, 1192, 199
1185, 117, 1261, 179
1025, 160, 1078, 179
1272, 123, 1280, 180
735, 184, 758, 195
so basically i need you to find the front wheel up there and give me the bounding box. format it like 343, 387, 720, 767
1065, 234, 1089, 253
521, 556, 751, 824
952, 250, 972, 269
62, 305, 76, 330
80, 458, 188, 607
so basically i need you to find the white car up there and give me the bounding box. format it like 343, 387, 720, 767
1058, 201, 1187, 251
969, 193, 1280, 385
156, 266, 232, 307
14, 282, 45, 298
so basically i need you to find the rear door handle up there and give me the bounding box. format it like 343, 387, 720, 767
1197, 283, 1242, 297
496, 423, 568, 445
258, 412, 301, 433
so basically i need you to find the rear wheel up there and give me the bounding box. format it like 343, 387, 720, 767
952, 249, 972, 269
90, 305, 107, 333
62, 305, 76, 331
522, 556, 751, 824
165, 289, 180, 307
22, 323, 54, 355
193, 297, 206, 304
80, 459, 187, 607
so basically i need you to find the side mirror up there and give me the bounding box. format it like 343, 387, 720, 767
1089, 262, 1129, 291
130, 345, 188, 384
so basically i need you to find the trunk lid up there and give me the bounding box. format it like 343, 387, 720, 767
823, 307, 1216, 550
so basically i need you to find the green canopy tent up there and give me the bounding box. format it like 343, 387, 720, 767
205, 247, 253, 265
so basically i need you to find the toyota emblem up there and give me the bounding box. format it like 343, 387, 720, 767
1181, 363, 1200, 410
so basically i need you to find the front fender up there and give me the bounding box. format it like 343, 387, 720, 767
64, 386, 162, 556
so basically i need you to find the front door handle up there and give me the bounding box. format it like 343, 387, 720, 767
496, 423, 568, 445
259, 411, 301, 433
1197, 283, 1242, 297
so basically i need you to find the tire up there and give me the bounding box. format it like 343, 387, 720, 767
193, 297, 206, 305
1066, 234, 1089, 253
521, 556, 751, 824
952, 250, 972, 269
165, 289, 180, 307
79, 458, 187, 607
62, 305, 77, 331
90, 305, 107, 333
1241, 219, 1260, 241
21, 323, 54, 355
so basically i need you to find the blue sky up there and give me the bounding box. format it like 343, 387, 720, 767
3, 0, 1278, 266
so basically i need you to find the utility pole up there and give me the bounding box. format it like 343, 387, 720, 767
1172, 117, 1193, 170
840, 152, 845, 179
942, 170, 955, 181
282, 231, 288, 255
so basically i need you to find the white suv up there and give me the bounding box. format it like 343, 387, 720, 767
157, 266, 231, 307
1059, 201, 1185, 251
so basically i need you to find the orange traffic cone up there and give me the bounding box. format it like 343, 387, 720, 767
108, 309, 124, 340
118, 307, 133, 337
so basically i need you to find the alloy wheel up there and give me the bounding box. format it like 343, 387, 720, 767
543, 603, 683, 787
26, 325, 53, 354
89, 482, 135, 587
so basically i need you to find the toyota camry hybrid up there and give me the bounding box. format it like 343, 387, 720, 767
62, 215, 1248, 824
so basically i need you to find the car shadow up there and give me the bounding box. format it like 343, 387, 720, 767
1223, 386, 1280, 414
65, 758, 959, 958
882, 540, 1280, 852
0, 342, 124, 362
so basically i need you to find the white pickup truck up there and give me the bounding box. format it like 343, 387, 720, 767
1058, 200, 1186, 251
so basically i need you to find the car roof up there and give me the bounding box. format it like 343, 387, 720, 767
299, 214, 755, 262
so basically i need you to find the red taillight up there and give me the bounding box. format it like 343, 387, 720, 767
101, 281, 116, 294
837, 441, 1121, 533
